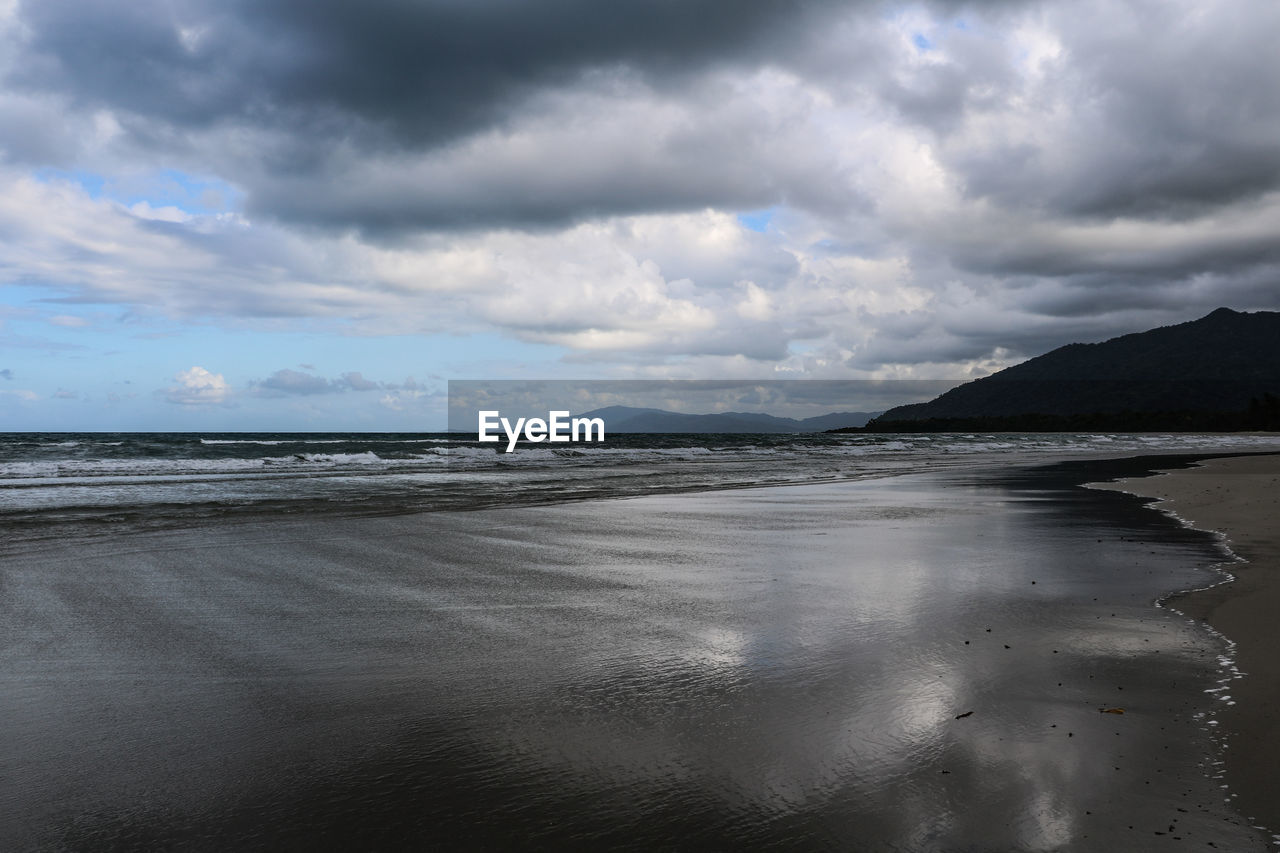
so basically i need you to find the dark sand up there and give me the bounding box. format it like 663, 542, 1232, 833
0, 468, 1268, 850
1094, 454, 1280, 842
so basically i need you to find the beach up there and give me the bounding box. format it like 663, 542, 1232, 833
7, 0, 1278, 846
1093, 453, 1280, 841
1, 451, 1271, 850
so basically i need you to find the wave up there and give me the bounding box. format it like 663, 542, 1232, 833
5, 433, 1280, 495
292, 451, 383, 464
0, 451, 402, 480
201, 439, 289, 445
200, 437, 452, 446
200, 439, 345, 445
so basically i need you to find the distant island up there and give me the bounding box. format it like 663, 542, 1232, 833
576, 406, 882, 434
839, 308, 1280, 433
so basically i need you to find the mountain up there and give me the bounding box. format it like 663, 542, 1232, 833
866, 308, 1280, 431
576, 405, 881, 433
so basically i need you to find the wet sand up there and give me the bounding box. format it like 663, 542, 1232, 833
1094, 453, 1280, 840
0, 465, 1268, 850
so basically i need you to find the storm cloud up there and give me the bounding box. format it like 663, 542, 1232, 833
13, 0, 833, 140
2, 0, 1279, 376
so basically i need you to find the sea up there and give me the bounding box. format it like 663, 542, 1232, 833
4, 430, 1280, 549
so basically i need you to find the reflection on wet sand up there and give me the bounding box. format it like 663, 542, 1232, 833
0, 463, 1266, 850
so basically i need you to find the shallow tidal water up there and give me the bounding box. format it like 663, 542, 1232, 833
0, 460, 1266, 850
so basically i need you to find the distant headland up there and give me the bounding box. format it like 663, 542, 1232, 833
834, 308, 1280, 433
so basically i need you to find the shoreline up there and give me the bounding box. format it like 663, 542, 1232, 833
1090, 453, 1280, 841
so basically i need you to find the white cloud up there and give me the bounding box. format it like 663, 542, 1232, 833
162, 366, 230, 405
378, 387, 437, 412
127, 201, 192, 223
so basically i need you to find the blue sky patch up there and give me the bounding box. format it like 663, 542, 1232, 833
736, 208, 776, 233
32, 167, 239, 215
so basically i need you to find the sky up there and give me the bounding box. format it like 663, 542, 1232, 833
1, 0, 1278, 430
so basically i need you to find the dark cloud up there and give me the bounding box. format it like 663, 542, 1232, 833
15, 0, 1277, 241
875, 25, 1019, 136
0, 368, 12, 380
7, 0, 861, 234
940, 1, 1280, 221
13, 0, 834, 145
947, 225, 1280, 280
249, 133, 858, 234
0, 95, 86, 167
1011, 267, 1280, 322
